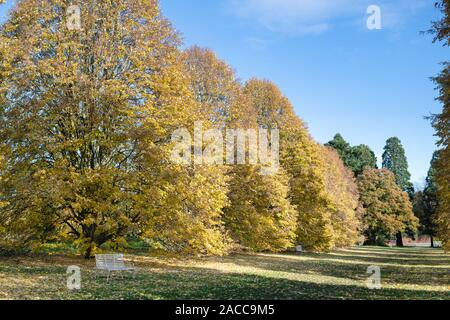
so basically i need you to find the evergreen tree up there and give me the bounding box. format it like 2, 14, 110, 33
382, 137, 414, 246
382, 137, 414, 195
347, 145, 378, 176
420, 152, 440, 247
326, 134, 377, 176
326, 134, 351, 163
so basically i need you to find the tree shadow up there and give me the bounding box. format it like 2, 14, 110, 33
202, 252, 450, 287
0, 250, 448, 300
63, 263, 450, 300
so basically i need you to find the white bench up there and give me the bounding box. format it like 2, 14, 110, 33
95, 254, 136, 281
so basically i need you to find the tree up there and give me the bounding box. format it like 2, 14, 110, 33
416, 152, 440, 247
244, 79, 361, 251
0, 0, 230, 257
358, 169, 418, 246
322, 147, 361, 247
326, 134, 377, 176
347, 145, 378, 176
183, 48, 297, 252
326, 134, 351, 163
183, 46, 254, 128
224, 166, 297, 252
382, 137, 414, 246
382, 138, 413, 194
430, 0, 450, 251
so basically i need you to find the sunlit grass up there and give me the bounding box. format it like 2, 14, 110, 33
0, 246, 448, 300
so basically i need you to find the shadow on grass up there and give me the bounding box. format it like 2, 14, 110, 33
329, 246, 446, 256
0, 265, 447, 300
194, 246, 450, 288
0, 252, 449, 300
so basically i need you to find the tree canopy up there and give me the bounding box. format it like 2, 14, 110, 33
0, 0, 230, 257
358, 169, 418, 246
326, 134, 377, 176
0, 0, 436, 257
414, 152, 440, 247
430, 0, 450, 251
382, 137, 414, 196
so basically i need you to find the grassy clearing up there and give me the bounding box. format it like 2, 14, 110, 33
0, 246, 448, 300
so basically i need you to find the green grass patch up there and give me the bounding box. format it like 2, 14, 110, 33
0, 246, 448, 300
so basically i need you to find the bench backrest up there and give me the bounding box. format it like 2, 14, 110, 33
95, 254, 126, 270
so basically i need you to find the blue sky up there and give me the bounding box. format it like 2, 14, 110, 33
0, 1, 447, 187
158, 0, 447, 188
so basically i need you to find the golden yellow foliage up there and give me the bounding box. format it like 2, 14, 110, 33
244, 79, 336, 251
0, 0, 230, 257
224, 165, 297, 252
358, 169, 418, 245
321, 147, 361, 247
183, 47, 297, 252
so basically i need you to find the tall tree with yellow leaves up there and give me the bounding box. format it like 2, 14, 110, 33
0, 0, 230, 257
183, 47, 297, 252
321, 147, 361, 247
358, 169, 418, 245
243, 79, 336, 251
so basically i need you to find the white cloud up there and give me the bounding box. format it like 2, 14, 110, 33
227, 0, 430, 36
228, 0, 363, 35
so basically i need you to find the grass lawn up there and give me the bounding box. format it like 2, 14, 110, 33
0, 246, 448, 300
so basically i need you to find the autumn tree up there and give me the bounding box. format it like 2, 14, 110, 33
0, 149, 8, 252
0, 0, 230, 257
382, 137, 415, 246
243, 79, 361, 251
430, 0, 450, 251
224, 166, 297, 252
321, 147, 361, 247
183, 48, 297, 252
183, 46, 254, 127
358, 169, 418, 246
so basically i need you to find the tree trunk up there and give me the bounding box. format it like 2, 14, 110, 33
84, 244, 94, 259
430, 236, 435, 248
364, 233, 377, 246
396, 232, 404, 247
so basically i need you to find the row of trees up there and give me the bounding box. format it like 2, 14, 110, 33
0, 0, 362, 257
0, 0, 447, 257
326, 134, 418, 246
